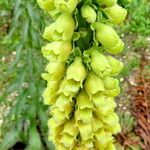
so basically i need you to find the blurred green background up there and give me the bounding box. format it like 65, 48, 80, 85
0, 0, 150, 149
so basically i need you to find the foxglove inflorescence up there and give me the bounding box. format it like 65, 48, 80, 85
38, 0, 127, 149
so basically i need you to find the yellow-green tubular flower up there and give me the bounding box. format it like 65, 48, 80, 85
103, 112, 121, 134
42, 41, 72, 62
59, 57, 86, 97
59, 119, 79, 148
107, 56, 124, 76
62, 119, 78, 137
45, 62, 66, 81
66, 57, 86, 85
90, 50, 111, 78
92, 94, 116, 114
42, 81, 59, 105
43, 13, 75, 41
54, 0, 79, 13
55, 94, 73, 113
37, 0, 55, 12
94, 129, 114, 149
76, 90, 93, 109
106, 143, 116, 150
102, 77, 120, 97
96, 0, 117, 7
48, 118, 63, 140
78, 122, 93, 141
92, 22, 124, 54
51, 106, 72, 124
75, 108, 93, 123
91, 117, 104, 132
104, 4, 127, 24
59, 79, 81, 97
81, 5, 97, 23
84, 72, 105, 96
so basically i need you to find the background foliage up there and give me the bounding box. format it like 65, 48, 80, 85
0, 0, 150, 149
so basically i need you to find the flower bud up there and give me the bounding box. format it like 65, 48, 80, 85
42, 41, 72, 62
54, 0, 78, 13
43, 13, 75, 41
96, 0, 117, 7
45, 62, 66, 81
37, 0, 55, 12
84, 72, 105, 96
90, 50, 111, 78
103, 77, 120, 97
66, 57, 86, 84
81, 5, 96, 23
92, 22, 124, 54
107, 56, 124, 76
76, 90, 93, 109
104, 4, 127, 24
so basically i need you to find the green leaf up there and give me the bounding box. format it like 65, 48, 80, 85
0, 130, 20, 150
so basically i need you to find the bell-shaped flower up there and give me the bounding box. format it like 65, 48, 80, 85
45, 62, 66, 81
66, 57, 86, 85
43, 13, 75, 41
60, 133, 75, 148
37, 0, 55, 12
90, 50, 111, 78
83, 139, 94, 149
106, 143, 116, 150
42, 41, 72, 62
96, 0, 117, 7
48, 118, 63, 138
93, 94, 117, 117
91, 117, 104, 132
75, 108, 93, 123
78, 122, 93, 141
103, 77, 120, 97
104, 4, 127, 24
107, 56, 124, 76
92, 22, 124, 54
105, 123, 121, 134
55, 94, 73, 112
76, 90, 93, 109
56, 144, 68, 150
59, 79, 81, 97
62, 119, 79, 137
81, 5, 96, 23
54, 0, 78, 13
51, 107, 72, 124
94, 129, 113, 149
42, 81, 59, 105
103, 112, 120, 127
84, 72, 105, 96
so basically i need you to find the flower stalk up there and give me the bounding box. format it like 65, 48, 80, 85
38, 0, 127, 149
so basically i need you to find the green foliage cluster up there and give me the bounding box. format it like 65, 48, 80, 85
124, 0, 150, 35
0, 0, 54, 149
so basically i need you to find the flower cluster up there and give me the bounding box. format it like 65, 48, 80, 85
38, 0, 127, 149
